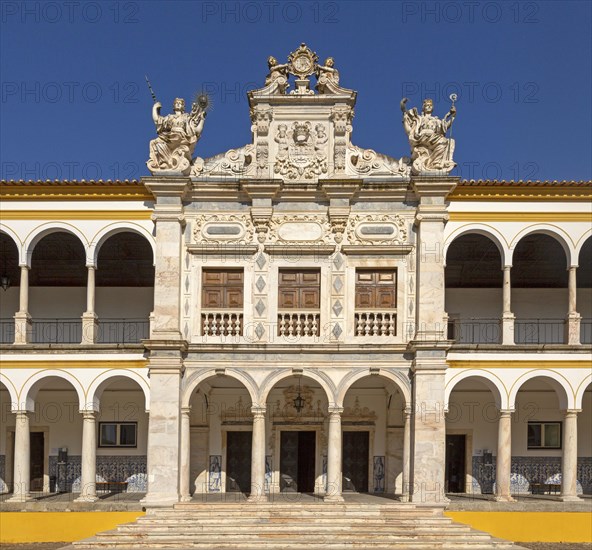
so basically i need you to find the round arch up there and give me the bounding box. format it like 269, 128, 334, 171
0, 225, 24, 265
0, 374, 19, 410
575, 231, 592, 261
19, 369, 86, 412
90, 223, 156, 267
575, 375, 592, 410
445, 370, 507, 410
86, 369, 150, 412
182, 368, 259, 408
259, 369, 335, 405
24, 222, 90, 266
336, 369, 411, 408
508, 370, 573, 410
444, 224, 510, 268
509, 225, 575, 267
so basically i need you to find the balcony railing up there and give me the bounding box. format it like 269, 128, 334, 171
97, 319, 149, 344
32, 319, 82, 344
278, 311, 320, 337
355, 312, 396, 336
447, 318, 501, 344
201, 311, 243, 336
515, 319, 565, 344
0, 319, 14, 344
581, 318, 592, 345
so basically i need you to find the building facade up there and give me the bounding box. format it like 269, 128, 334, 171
1, 45, 590, 507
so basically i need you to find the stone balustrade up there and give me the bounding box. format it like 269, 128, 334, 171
277, 312, 320, 337
354, 312, 396, 336
201, 311, 244, 336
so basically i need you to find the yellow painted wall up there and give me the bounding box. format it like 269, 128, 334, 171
445, 511, 592, 543
0, 511, 145, 543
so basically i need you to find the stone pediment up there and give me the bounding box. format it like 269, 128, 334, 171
190, 44, 411, 182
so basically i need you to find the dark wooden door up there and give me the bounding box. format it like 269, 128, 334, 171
342, 431, 369, 492
226, 431, 251, 493
280, 431, 316, 493
445, 434, 466, 493
30, 432, 44, 491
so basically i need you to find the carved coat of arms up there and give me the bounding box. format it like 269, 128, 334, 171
274, 122, 328, 180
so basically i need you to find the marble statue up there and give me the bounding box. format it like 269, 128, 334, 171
264, 56, 289, 94
401, 97, 456, 174
316, 57, 340, 94
147, 97, 207, 175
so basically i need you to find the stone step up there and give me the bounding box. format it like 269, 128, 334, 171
133, 518, 456, 527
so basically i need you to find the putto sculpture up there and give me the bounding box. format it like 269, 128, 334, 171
401, 96, 457, 175
147, 94, 208, 175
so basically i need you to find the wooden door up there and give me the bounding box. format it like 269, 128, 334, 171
342, 431, 369, 492
30, 432, 44, 491
445, 434, 466, 493
280, 431, 316, 493
226, 431, 251, 493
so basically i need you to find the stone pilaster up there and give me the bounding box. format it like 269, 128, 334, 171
560, 409, 581, 501
410, 350, 447, 504
494, 410, 514, 502
75, 410, 99, 502
501, 266, 515, 345
179, 407, 192, 502
401, 407, 412, 502
324, 406, 344, 502
248, 406, 267, 502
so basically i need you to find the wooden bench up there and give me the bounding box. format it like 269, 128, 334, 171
530, 482, 561, 495
96, 481, 128, 493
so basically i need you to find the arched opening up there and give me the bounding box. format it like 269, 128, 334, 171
30, 232, 86, 343
186, 374, 253, 497
578, 381, 592, 494
578, 237, 592, 343
445, 234, 503, 344
512, 376, 579, 494
95, 232, 155, 344
0, 381, 14, 492
446, 377, 502, 495
265, 374, 329, 495
341, 375, 407, 496
0, 233, 19, 343
512, 234, 568, 344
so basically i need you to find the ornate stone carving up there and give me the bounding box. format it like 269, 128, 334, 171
192, 213, 254, 245
346, 213, 408, 245
148, 97, 207, 175
271, 385, 325, 420
401, 97, 457, 175
269, 213, 332, 244
264, 56, 290, 94
348, 145, 411, 177
191, 145, 255, 177
273, 122, 328, 180
316, 57, 340, 94
343, 397, 377, 422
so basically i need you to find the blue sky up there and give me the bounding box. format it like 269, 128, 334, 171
1, 0, 591, 182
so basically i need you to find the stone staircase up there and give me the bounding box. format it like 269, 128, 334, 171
63, 501, 527, 549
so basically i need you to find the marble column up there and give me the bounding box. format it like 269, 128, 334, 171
401, 408, 412, 502
560, 409, 580, 501
75, 411, 98, 502
248, 406, 267, 502
494, 410, 514, 502
14, 265, 32, 344
8, 411, 32, 502
81, 265, 98, 344
566, 267, 581, 345
502, 266, 515, 345
179, 407, 192, 502
324, 406, 344, 502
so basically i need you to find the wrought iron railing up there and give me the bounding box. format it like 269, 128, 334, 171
201, 311, 243, 336
0, 319, 14, 344
581, 318, 592, 345
31, 319, 82, 344
447, 318, 501, 344
514, 319, 565, 344
354, 312, 396, 336
277, 311, 320, 337
97, 319, 149, 344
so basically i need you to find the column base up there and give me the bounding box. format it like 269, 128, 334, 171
502, 314, 515, 345
140, 494, 180, 507
566, 313, 581, 345
247, 494, 268, 503
557, 495, 581, 502
81, 312, 99, 345
13, 312, 32, 344
323, 494, 344, 502
74, 495, 99, 503
179, 495, 192, 502
7, 493, 33, 503
494, 494, 516, 502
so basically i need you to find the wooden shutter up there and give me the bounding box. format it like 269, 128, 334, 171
202, 269, 244, 308
278, 269, 321, 309
355, 269, 396, 309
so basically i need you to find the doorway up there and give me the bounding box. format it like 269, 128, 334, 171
342, 431, 369, 492
226, 431, 252, 493
445, 434, 466, 493
280, 431, 315, 492
30, 432, 44, 491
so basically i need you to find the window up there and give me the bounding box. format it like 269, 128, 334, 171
354, 269, 397, 336
202, 269, 244, 309
527, 422, 561, 449
99, 422, 137, 448
278, 269, 320, 310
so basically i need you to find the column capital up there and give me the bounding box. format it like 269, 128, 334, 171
328, 406, 343, 416
499, 409, 514, 417
79, 410, 98, 420
181, 406, 192, 416
13, 410, 30, 419
403, 407, 412, 419
251, 406, 266, 418
563, 409, 582, 416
